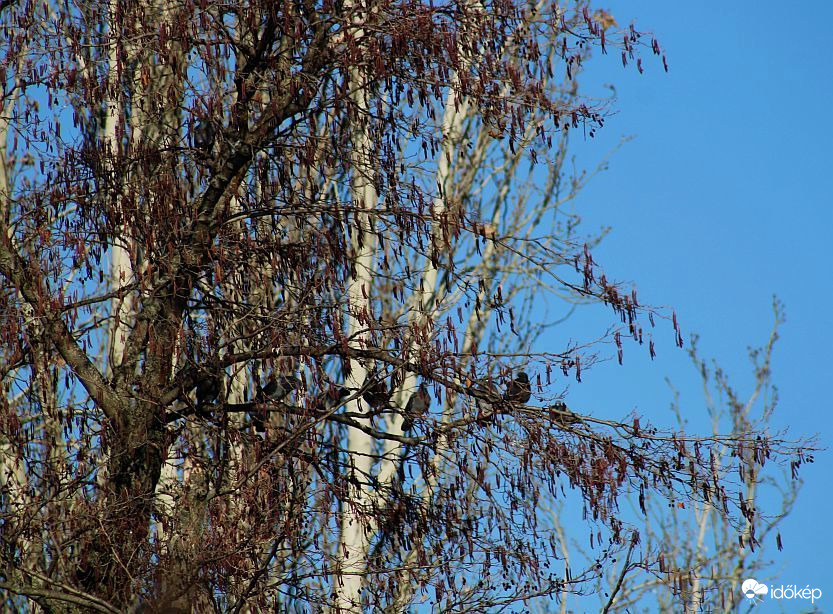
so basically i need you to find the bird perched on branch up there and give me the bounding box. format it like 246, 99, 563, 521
259, 374, 301, 402
549, 401, 580, 427
503, 371, 531, 405
402, 383, 430, 431
362, 372, 392, 410
195, 373, 220, 417
252, 374, 301, 432
315, 386, 351, 412
192, 119, 216, 153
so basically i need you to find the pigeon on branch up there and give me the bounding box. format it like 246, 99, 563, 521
195, 374, 220, 417
503, 371, 531, 405
362, 372, 392, 410
402, 383, 430, 431
192, 119, 216, 152
315, 386, 351, 412
252, 374, 301, 432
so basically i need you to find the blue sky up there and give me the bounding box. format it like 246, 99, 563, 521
550, 0, 832, 607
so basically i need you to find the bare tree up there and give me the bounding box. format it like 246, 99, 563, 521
590, 299, 805, 613
0, 0, 814, 612
529, 301, 804, 613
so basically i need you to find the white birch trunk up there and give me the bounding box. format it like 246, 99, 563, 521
335, 64, 471, 612
104, 0, 135, 374
335, 55, 379, 608
397, 86, 469, 401
0, 64, 30, 538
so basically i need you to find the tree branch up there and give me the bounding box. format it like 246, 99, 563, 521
0, 581, 120, 614
602, 533, 638, 614
0, 242, 122, 424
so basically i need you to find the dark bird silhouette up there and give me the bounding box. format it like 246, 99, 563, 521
362, 373, 392, 410
193, 119, 216, 152
251, 374, 301, 432
549, 401, 579, 427
315, 386, 351, 412
402, 383, 430, 431
195, 374, 220, 416
259, 374, 301, 402
503, 371, 531, 404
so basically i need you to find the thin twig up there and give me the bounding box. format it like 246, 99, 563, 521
602, 533, 637, 614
